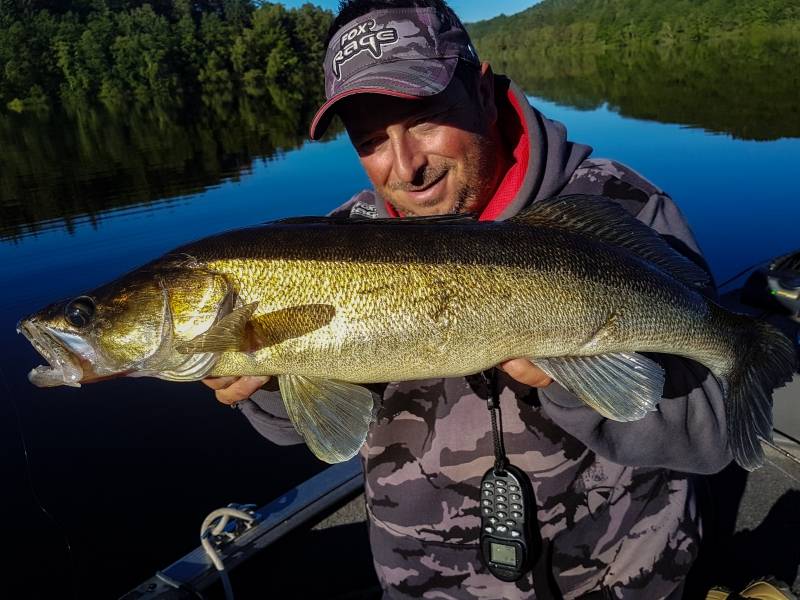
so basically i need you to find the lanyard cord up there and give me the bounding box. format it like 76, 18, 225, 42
482, 368, 565, 600
483, 368, 508, 471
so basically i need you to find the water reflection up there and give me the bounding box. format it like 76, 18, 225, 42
486, 41, 800, 141
0, 97, 335, 240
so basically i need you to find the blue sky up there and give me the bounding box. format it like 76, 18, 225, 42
277, 1, 540, 23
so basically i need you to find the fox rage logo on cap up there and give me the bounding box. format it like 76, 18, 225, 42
332, 19, 399, 80
310, 7, 480, 140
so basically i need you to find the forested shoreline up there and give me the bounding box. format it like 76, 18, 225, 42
468, 0, 800, 52
0, 1, 332, 113
4, 0, 798, 118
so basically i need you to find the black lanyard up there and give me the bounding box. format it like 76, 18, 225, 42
481, 368, 566, 600
483, 368, 509, 471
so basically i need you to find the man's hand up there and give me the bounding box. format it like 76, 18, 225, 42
202, 376, 270, 406
498, 358, 553, 388
202, 361, 549, 405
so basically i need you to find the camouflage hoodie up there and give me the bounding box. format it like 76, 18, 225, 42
238, 77, 732, 599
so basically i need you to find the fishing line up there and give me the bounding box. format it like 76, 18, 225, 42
717, 259, 764, 290
716, 248, 798, 291
772, 428, 800, 459
0, 364, 78, 600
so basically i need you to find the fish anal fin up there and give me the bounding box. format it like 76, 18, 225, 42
279, 375, 374, 464
536, 352, 665, 421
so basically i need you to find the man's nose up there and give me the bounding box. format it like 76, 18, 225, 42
389, 129, 426, 183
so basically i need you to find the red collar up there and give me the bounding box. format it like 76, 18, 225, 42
478, 89, 530, 220
383, 86, 529, 220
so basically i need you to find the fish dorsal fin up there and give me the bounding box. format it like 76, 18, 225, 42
279, 375, 374, 463
536, 352, 665, 421
510, 194, 711, 288
175, 303, 336, 354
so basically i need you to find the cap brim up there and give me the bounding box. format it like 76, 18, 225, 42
309, 57, 458, 140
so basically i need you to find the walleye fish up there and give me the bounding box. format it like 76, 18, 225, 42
18, 195, 797, 469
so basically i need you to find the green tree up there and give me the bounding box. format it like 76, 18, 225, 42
110, 5, 179, 102
0, 0, 332, 111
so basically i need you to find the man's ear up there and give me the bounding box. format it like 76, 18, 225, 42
477, 62, 497, 125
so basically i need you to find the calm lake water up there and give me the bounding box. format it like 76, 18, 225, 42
1, 83, 799, 597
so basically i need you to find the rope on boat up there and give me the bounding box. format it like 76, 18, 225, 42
200, 505, 258, 600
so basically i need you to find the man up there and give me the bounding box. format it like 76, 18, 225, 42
204, 1, 733, 597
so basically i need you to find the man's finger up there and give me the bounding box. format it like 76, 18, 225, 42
213, 376, 270, 406
202, 376, 240, 391
498, 358, 553, 388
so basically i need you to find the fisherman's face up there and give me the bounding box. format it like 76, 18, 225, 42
339, 63, 504, 216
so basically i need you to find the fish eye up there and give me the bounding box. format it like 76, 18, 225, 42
65, 296, 95, 328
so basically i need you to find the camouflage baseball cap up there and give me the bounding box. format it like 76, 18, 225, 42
309, 6, 480, 140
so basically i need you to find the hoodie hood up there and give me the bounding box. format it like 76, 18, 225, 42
491, 76, 592, 220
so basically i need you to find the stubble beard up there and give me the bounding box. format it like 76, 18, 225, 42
379, 132, 500, 217
455, 138, 498, 215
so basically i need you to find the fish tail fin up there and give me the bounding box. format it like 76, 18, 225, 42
723, 318, 797, 471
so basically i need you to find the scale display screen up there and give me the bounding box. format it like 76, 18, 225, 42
490, 542, 517, 567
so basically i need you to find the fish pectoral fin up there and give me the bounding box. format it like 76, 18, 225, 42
251, 304, 336, 348
175, 303, 336, 354
536, 353, 665, 421
278, 375, 374, 464
175, 302, 259, 353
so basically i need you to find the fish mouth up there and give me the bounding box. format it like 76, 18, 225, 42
17, 321, 84, 387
